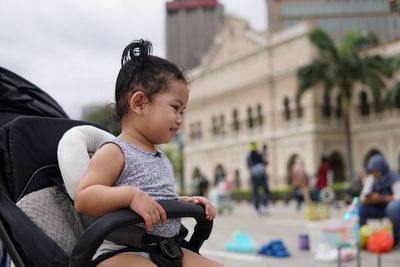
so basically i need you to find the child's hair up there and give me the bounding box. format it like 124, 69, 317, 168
114, 39, 188, 121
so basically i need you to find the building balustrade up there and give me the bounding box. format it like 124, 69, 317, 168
352, 106, 400, 125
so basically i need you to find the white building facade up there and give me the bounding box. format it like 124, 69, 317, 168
183, 16, 400, 192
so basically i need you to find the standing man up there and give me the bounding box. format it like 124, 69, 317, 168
359, 154, 400, 247
246, 142, 270, 216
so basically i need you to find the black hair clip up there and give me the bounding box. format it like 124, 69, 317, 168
121, 39, 153, 67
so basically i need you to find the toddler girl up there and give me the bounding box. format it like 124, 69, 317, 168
74, 40, 223, 267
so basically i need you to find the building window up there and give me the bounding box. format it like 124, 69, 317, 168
256, 103, 264, 126
247, 107, 254, 128
335, 94, 342, 118
283, 97, 291, 121
296, 102, 304, 118
359, 91, 370, 116
220, 114, 225, 135
189, 121, 202, 141
232, 109, 240, 132
211, 114, 225, 137
212, 116, 217, 136
373, 94, 383, 113
322, 94, 331, 117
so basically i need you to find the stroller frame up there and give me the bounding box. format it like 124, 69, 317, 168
0, 116, 213, 267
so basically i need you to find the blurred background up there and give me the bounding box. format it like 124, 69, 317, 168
1, 0, 400, 201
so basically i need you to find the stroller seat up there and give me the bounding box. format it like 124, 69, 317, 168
16, 185, 83, 255
0, 116, 213, 267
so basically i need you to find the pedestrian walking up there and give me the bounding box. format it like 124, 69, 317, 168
246, 142, 270, 216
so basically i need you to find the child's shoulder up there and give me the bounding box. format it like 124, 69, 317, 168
96, 140, 124, 156
89, 141, 124, 168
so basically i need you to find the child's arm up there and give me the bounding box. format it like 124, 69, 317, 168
179, 196, 216, 220
74, 143, 166, 230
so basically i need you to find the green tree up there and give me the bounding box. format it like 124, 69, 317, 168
163, 147, 184, 193
82, 105, 121, 136
296, 29, 394, 181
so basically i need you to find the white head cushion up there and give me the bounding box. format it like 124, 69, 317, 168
57, 125, 114, 199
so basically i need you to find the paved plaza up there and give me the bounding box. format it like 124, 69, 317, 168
183, 201, 400, 267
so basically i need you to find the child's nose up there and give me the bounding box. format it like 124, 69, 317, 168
177, 113, 183, 123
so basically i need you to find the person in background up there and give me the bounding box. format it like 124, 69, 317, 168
290, 155, 310, 211
312, 155, 330, 202
197, 174, 209, 197
246, 142, 270, 216
261, 144, 270, 208
359, 154, 400, 247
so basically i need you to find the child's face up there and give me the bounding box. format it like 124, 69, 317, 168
141, 79, 189, 144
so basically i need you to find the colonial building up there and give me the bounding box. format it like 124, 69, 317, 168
183, 16, 400, 192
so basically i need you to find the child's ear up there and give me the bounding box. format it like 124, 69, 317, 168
129, 92, 146, 115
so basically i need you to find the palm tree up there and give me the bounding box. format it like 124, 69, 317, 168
296, 29, 394, 181
385, 82, 400, 109
384, 56, 400, 109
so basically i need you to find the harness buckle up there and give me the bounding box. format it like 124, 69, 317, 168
159, 238, 183, 259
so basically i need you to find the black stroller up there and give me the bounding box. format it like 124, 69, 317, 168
0, 66, 69, 126
0, 67, 213, 266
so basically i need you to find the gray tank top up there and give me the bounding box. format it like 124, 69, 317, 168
107, 138, 181, 237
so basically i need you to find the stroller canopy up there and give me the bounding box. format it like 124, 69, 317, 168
0, 66, 69, 126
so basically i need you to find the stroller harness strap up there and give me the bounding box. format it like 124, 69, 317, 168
90, 232, 187, 267
148, 237, 184, 267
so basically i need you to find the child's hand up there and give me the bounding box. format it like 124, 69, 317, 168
129, 188, 167, 231
180, 196, 216, 220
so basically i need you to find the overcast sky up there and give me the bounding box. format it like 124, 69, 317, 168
0, 0, 267, 119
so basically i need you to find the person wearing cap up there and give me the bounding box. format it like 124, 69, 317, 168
359, 154, 400, 246
246, 142, 270, 216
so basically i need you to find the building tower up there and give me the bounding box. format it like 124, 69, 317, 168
166, 0, 224, 69
266, 0, 400, 42
389, 0, 400, 15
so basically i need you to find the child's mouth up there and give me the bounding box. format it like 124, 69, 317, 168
170, 127, 179, 135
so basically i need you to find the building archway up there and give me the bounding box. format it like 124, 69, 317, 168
234, 169, 241, 189
286, 154, 299, 186
359, 91, 370, 116
192, 167, 201, 179
214, 164, 226, 186
363, 149, 382, 169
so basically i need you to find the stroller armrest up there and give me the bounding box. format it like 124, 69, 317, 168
69, 200, 213, 267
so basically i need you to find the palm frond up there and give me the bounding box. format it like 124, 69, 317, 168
365, 74, 384, 100
361, 55, 393, 82
392, 56, 400, 71
342, 31, 379, 54
309, 28, 339, 62
296, 60, 328, 103
384, 81, 400, 109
